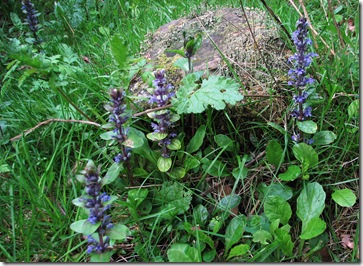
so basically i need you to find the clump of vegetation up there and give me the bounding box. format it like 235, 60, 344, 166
0, 0, 358, 262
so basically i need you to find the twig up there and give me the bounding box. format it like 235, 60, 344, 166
288, 0, 336, 56
258, 0, 293, 45
132, 104, 172, 117
239, 0, 278, 86
327, 0, 345, 48
245, 151, 266, 167
10, 119, 101, 142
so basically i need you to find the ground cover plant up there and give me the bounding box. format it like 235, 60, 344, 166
0, 0, 359, 262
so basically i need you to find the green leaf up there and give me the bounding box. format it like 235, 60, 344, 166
90, 251, 114, 262
100, 131, 115, 140
70, 219, 100, 235
224, 215, 246, 254
214, 134, 234, 151
168, 167, 186, 180
123, 129, 144, 148
184, 156, 200, 171
296, 120, 317, 134
267, 122, 286, 134
312, 130, 337, 145
186, 125, 206, 153
167, 138, 181, 150
166, 49, 186, 57
184, 222, 214, 249
202, 158, 229, 177
157, 157, 172, 172
300, 217, 326, 240
203, 249, 217, 262
275, 228, 293, 256
71, 197, 86, 207
227, 244, 250, 260
105, 223, 131, 240
231, 166, 248, 181
173, 57, 189, 72
348, 99, 359, 119
217, 194, 241, 212
172, 74, 243, 114
278, 165, 301, 181
332, 188, 357, 207
155, 181, 192, 220
100, 162, 123, 187
264, 196, 292, 225
252, 230, 273, 245
192, 34, 202, 55
167, 243, 201, 262
293, 143, 318, 173
266, 140, 284, 167
146, 132, 168, 141
258, 183, 293, 201
110, 34, 128, 69
127, 189, 149, 208
193, 204, 209, 226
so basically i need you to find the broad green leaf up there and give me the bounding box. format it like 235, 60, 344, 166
264, 196, 292, 225
173, 57, 189, 72
192, 34, 202, 55
296, 120, 317, 134
167, 138, 181, 150
172, 74, 243, 114
312, 131, 337, 145
332, 188, 357, 207
166, 49, 186, 57
90, 251, 114, 262
217, 194, 241, 212
72, 197, 86, 207
75, 174, 86, 183
227, 244, 250, 260
269, 219, 281, 235
266, 140, 284, 167
208, 216, 223, 233
157, 157, 172, 172
186, 125, 206, 153
127, 189, 149, 208
167, 243, 200, 262
224, 215, 246, 254
293, 143, 318, 173
110, 34, 128, 69
184, 156, 200, 171
100, 131, 115, 140
193, 204, 209, 226
231, 167, 248, 181
252, 230, 273, 245
278, 165, 301, 181
70, 219, 100, 235
155, 181, 192, 220
202, 158, 229, 177
300, 217, 326, 240
245, 215, 270, 234
214, 134, 234, 151
123, 130, 144, 148
267, 122, 286, 134
348, 99, 359, 119
101, 162, 123, 187
168, 167, 186, 180
146, 132, 168, 141
274, 228, 293, 256
106, 223, 131, 240
258, 183, 293, 201
203, 249, 217, 262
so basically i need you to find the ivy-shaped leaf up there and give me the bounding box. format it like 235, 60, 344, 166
172, 73, 243, 114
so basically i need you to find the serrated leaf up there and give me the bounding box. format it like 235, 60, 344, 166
100, 162, 123, 187
106, 223, 131, 240
173, 74, 243, 114
293, 143, 318, 173
70, 219, 100, 235
300, 217, 326, 240
110, 35, 128, 69
224, 215, 246, 254
332, 188, 357, 207
227, 244, 250, 260
167, 138, 181, 150
186, 125, 206, 153
278, 165, 301, 181
266, 140, 284, 167
214, 134, 234, 151
297, 120, 317, 134
157, 157, 172, 172
252, 230, 273, 245
155, 181, 192, 220
167, 243, 200, 262
264, 196, 292, 225
312, 130, 337, 145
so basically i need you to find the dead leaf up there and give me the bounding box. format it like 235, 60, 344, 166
347, 18, 355, 33
341, 234, 354, 249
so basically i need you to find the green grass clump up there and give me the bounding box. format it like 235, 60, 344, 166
0, 0, 358, 262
